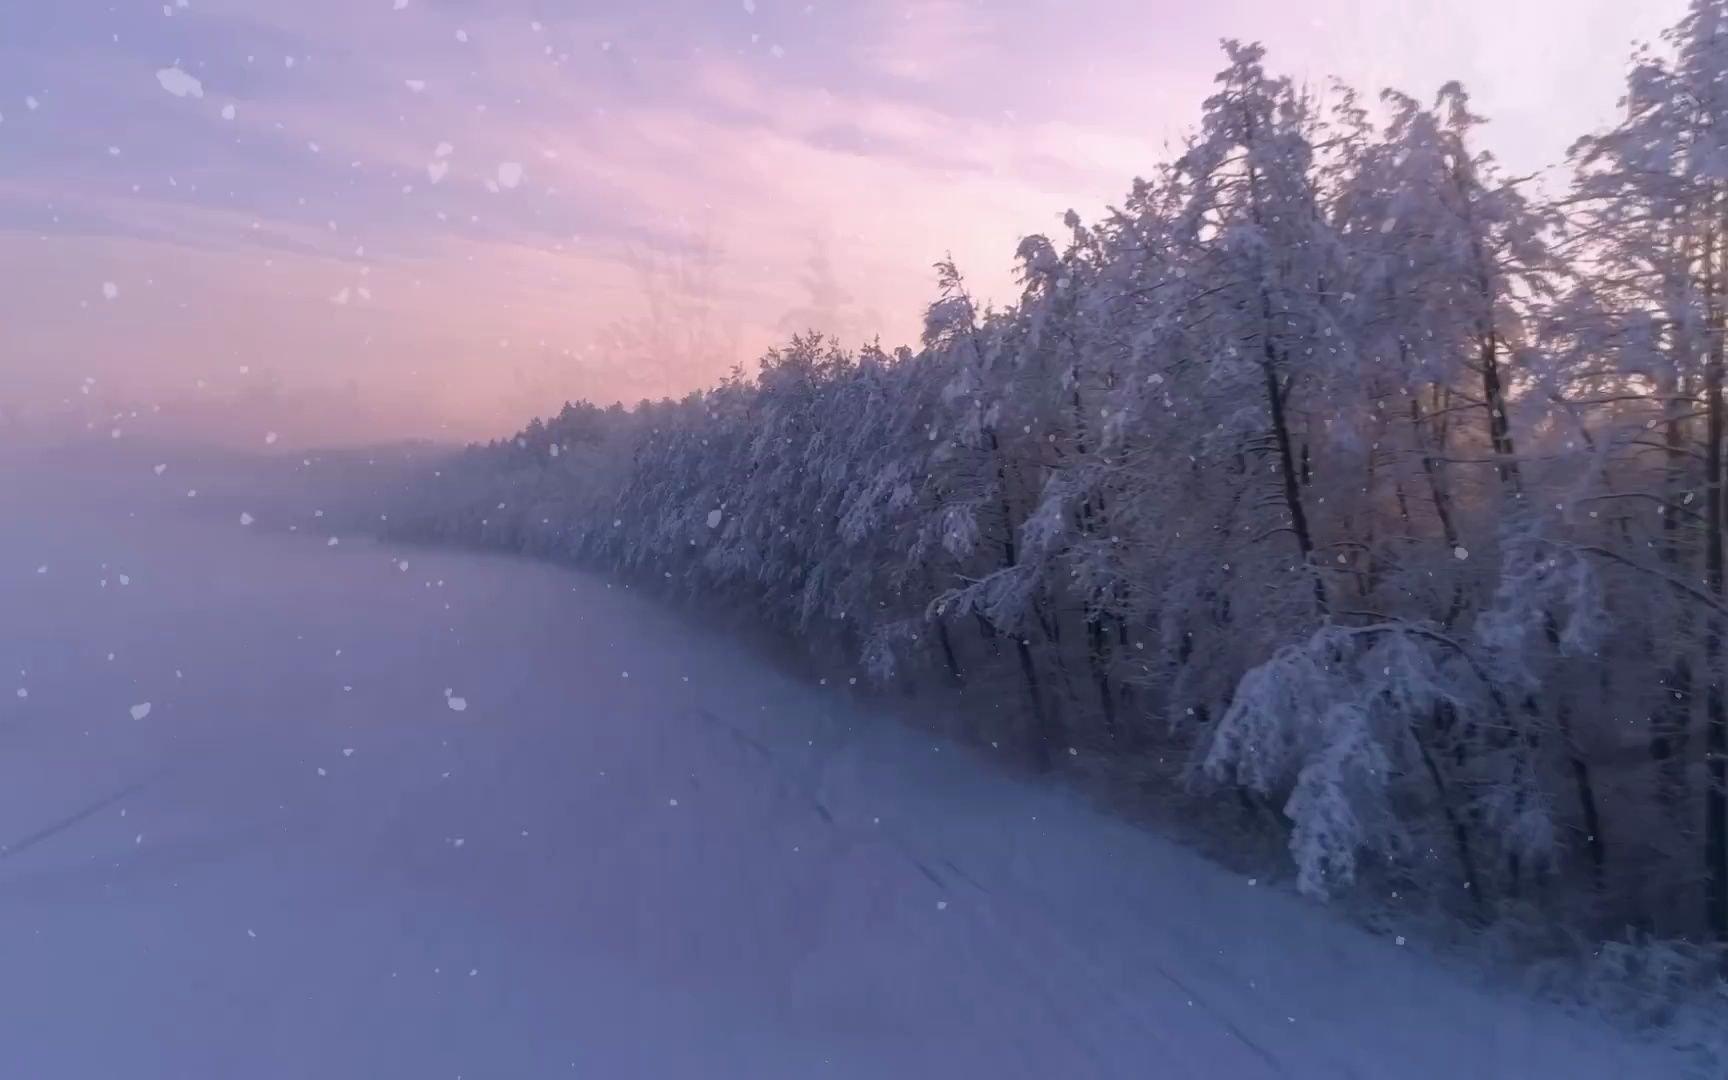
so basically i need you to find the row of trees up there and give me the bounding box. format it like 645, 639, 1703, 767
393, 5, 1728, 941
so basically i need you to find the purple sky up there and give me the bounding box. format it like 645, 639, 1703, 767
0, 0, 1686, 447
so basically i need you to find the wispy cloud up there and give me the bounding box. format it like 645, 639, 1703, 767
0, 0, 1692, 445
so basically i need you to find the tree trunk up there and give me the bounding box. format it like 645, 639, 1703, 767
936, 618, 964, 686
1478, 324, 1522, 493
985, 426, 1064, 769
975, 613, 1001, 656
1538, 613, 1608, 893
1262, 360, 1327, 615
1655, 362, 1694, 816
1704, 218, 1727, 939
1410, 395, 1467, 628
1241, 103, 1325, 618
1087, 615, 1117, 739
1017, 634, 1056, 770
1415, 717, 1487, 913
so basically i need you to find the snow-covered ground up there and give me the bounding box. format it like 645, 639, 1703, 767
0, 454, 1694, 1078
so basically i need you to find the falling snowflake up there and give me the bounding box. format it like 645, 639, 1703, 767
155, 67, 204, 99
129, 702, 152, 720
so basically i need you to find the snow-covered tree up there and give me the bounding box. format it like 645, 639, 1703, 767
388, 22, 1728, 941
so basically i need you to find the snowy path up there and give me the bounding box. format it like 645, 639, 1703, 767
0, 458, 1690, 1079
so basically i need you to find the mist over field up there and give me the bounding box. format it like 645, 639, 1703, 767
0, 446, 1698, 1078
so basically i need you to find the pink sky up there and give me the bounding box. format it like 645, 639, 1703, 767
0, 0, 1686, 447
